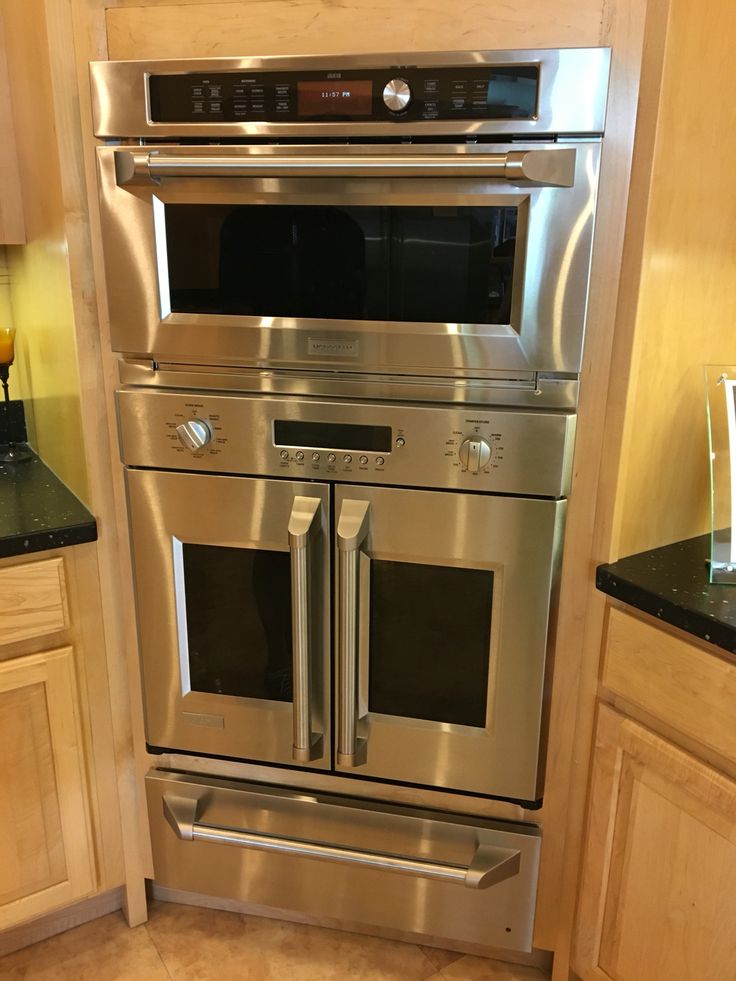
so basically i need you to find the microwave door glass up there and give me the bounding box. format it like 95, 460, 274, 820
161, 203, 518, 326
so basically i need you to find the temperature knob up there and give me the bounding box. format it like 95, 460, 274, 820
176, 419, 212, 452
383, 78, 411, 113
458, 437, 491, 474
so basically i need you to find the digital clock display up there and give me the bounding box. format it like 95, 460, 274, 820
297, 79, 373, 116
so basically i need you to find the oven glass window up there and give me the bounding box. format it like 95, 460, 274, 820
181, 543, 293, 702
163, 204, 518, 325
368, 560, 493, 727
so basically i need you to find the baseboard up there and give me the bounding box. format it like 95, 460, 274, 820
0, 888, 124, 958
151, 883, 553, 971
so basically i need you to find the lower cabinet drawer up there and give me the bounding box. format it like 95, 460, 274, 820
602, 606, 736, 762
146, 770, 541, 953
0, 558, 68, 647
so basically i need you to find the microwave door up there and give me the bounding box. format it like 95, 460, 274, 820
97, 142, 599, 379
334, 484, 565, 802
125, 469, 331, 769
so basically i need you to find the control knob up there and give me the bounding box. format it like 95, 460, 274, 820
458, 437, 491, 474
176, 418, 212, 452
383, 78, 412, 113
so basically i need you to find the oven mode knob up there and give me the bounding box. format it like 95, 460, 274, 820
176, 419, 212, 451
458, 437, 491, 474
383, 78, 412, 113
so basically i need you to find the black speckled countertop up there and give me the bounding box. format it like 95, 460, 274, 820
597, 534, 736, 655
0, 449, 97, 558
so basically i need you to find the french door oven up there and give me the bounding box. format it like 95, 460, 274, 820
127, 467, 564, 803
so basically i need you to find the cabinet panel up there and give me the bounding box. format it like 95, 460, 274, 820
603, 606, 736, 763
0, 558, 69, 647
0, 648, 94, 930
574, 705, 736, 981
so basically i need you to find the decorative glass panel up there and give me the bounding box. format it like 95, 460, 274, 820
706, 366, 736, 583
368, 560, 493, 727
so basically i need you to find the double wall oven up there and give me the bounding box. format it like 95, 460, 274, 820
93, 48, 609, 952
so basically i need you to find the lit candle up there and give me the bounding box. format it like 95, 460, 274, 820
0, 328, 14, 365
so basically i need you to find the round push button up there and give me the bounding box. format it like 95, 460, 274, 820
312, 452, 320, 462
280, 449, 289, 460
295, 451, 304, 461
328, 453, 336, 463
359, 455, 369, 465
376, 456, 385, 466
344, 454, 353, 464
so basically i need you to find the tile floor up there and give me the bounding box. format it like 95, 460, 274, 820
0, 901, 551, 980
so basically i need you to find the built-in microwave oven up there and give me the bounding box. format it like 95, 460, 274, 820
92, 49, 609, 402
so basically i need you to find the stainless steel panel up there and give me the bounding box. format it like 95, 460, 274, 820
333, 485, 566, 800
91, 48, 610, 138
118, 359, 581, 411
126, 469, 331, 766
116, 388, 576, 499
146, 770, 542, 952
96, 139, 601, 379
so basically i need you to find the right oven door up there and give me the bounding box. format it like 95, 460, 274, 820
334, 484, 565, 802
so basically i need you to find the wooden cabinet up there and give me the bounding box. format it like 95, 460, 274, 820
0, 647, 94, 930
574, 608, 736, 981
0, 548, 126, 938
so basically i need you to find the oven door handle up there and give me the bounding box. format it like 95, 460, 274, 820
288, 496, 324, 763
336, 499, 371, 767
114, 148, 576, 187
162, 794, 522, 890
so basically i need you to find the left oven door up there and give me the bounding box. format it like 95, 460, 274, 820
126, 468, 331, 769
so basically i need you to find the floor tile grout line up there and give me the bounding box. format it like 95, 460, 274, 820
143, 917, 176, 980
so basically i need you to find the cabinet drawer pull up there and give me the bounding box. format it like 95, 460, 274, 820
163, 794, 521, 890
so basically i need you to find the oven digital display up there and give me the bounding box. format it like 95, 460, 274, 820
274, 420, 391, 452
297, 79, 373, 116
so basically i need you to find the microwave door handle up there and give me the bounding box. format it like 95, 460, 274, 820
288, 496, 324, 763
336, 499, 371, 767
114, 148, 576, 188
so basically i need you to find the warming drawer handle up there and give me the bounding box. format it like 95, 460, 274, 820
162, 794, 522, 890
288, 496, 324, 763
336, 499, 371, 768
114, 148, 576, 187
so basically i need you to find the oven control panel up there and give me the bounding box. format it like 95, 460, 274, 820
148, 64, 539, 125
118, 389, 575, 498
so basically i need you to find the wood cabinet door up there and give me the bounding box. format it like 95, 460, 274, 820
0, 647, 94, 930
574, 704, 736, 981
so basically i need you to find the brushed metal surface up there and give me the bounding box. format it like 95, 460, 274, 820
115, 147, 576, 187
126, 470, 332, 768
96, 139, 601, 380
117, 359, 580, 411
331, 484, 565, 800
90, 47, 610, 138
146, 770, 541, 951
116, 388, 576, 499
162, 792, 521, 889
288, 497, 324, 762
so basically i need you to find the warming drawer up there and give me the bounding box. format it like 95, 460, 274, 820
146, 770, 541, 952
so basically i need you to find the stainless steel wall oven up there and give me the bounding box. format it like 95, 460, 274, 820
93, 48, 609, 954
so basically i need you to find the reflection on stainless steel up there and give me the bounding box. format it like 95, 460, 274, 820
288, 497, 323, 762
147, 772, 542, 951
162, 792, 521, 889
114, 147, 577, 186
336, 499, 371, 767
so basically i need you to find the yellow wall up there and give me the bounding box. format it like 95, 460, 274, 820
614, 0, 736, 556
1, 1, 88, 503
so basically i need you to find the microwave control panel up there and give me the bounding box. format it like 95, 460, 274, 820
148, 64, 539, 125
117, 389, 575, 499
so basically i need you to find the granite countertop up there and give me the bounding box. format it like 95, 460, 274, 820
597, 533, 736, 655
0, 449, 97, 558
